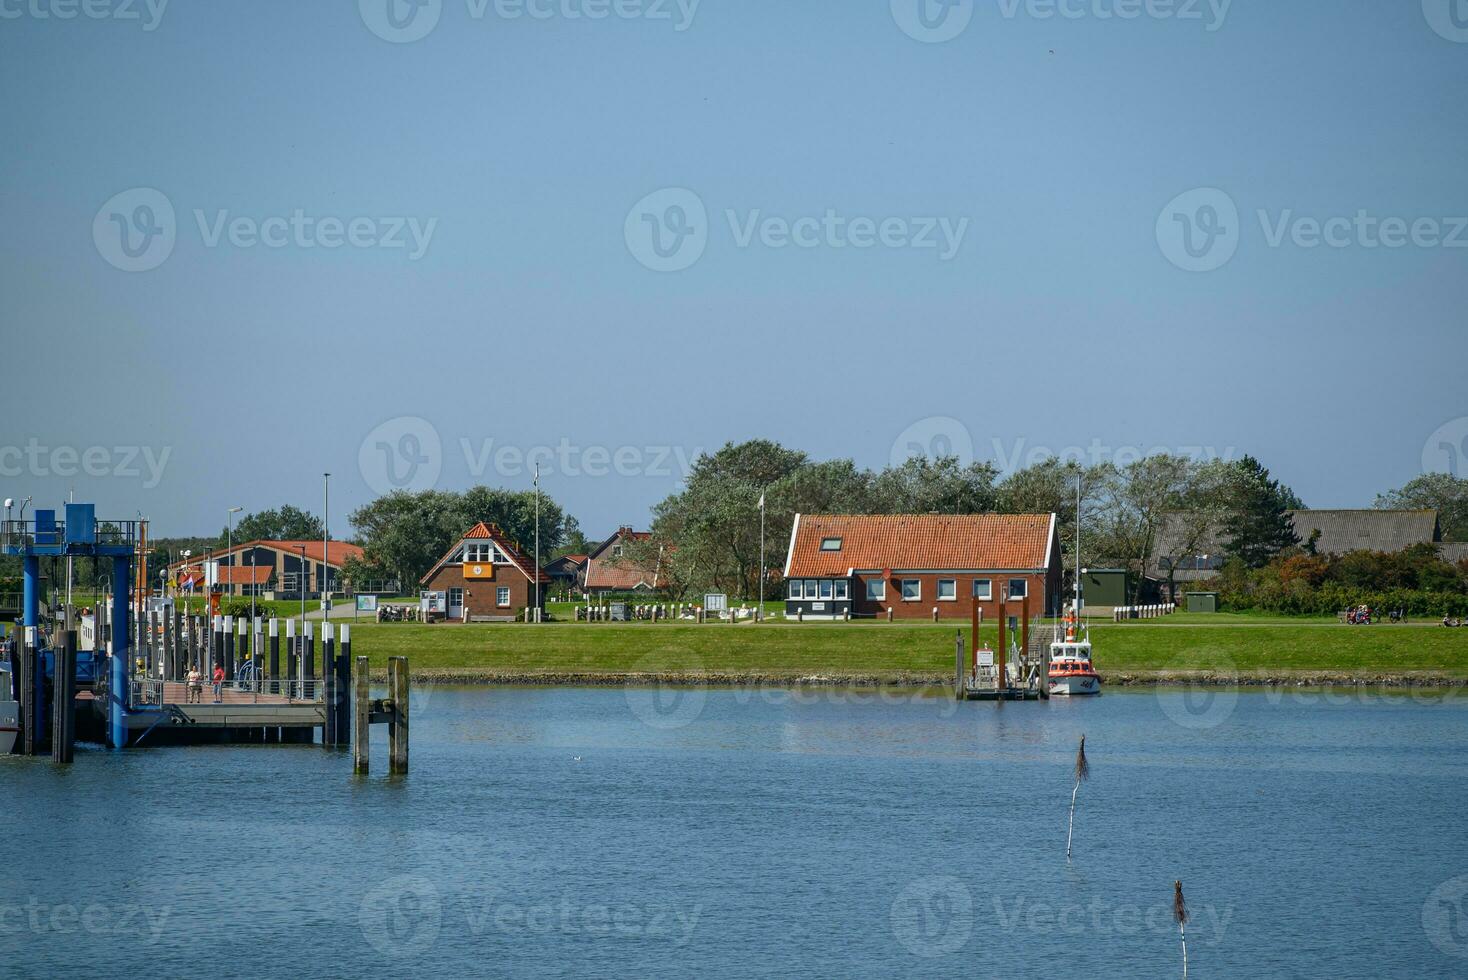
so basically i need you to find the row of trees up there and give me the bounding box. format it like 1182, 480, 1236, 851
625, 441, 1309, 602
1216, 544, 1468, 617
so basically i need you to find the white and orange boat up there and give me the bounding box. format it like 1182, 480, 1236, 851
1048, 607, 1101, 696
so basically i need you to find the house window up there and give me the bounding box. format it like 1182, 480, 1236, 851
805, 580, 817, 599
973, 579, 992, 600
789, 580, 803, 600
820, 537, 842, 552
1008, 579, 1027, 599
819, 580, 833, 600
497, 587, 511, 607
834, 580, 848, 600
866, 578, 886, 601
465, 542, 494, 563
937, 579, 956, 601
612, 545, 623, 558
900, 579, 920, 601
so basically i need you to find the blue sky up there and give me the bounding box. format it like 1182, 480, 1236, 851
1, 0, 1465, 538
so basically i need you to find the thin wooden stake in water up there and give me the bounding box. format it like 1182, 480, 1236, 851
1174, 879, 1189, 979
1066, 734, 1089, 859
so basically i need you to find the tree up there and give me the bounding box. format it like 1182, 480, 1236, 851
1221, 455, 1301, 568
869, 456, 999, 515
995, 457, 1110, 574
219, 505, 325, 547
1376, 473, 1468, 542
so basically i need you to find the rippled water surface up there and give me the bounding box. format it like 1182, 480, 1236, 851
3, 685, 1467, 978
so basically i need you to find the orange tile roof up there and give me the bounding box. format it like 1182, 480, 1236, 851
418, 522, 552, 585
166, 540, 364, 573
785, 514, 1057, 577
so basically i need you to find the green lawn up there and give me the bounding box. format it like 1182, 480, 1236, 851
341, 618, 1468, 680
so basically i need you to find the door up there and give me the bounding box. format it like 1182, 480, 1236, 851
448, 587, 465, 620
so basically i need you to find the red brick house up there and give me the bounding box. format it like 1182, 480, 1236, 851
782, 513, 1062, 620
583, 527, 661, 595
418, 522, 551, 622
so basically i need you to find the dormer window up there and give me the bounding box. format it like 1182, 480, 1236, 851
820, 537, 842, 552
465, 542, 499, 563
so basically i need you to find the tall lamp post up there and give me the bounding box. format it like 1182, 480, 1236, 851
757, 490, 766, 622
533, 463, 540, 623
322, 473, 330, 626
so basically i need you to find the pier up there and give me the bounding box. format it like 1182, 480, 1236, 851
3, 502, 406, 766
956, 589, 1046, 701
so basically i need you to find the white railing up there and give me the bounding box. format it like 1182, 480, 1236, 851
1112, 603, 1177, 621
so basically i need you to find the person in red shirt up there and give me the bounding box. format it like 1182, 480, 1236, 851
212, 662, 225, 703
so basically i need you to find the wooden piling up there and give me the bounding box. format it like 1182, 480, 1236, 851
269, 618, 280, 694
353, 655, 370, 774
388, 656, 409, 774
52, 630, 76, 763
322, 623, 336, 745
955, 630, 964, 700
337, 625, 353, 747
997, 587, 1007, 692
19, 631, 36, 755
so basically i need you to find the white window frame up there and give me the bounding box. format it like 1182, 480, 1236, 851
1008, 578, 1028, 599
866, 578, 886, 601
789, 580, 803, 599
973, 579, 992, 600
819, 580, 833, 600
805, 580, 817, 599
900, 578, 921, 602
937, 579, 956, 601
833, 580, 849, 600
497, 586, 511, 608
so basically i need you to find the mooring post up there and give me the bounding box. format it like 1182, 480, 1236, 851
337, 625, 352, 747
211, 615, 223, 678
304, 621, 316, 708
52, 630, 76, 764
19, 630, 35, 756
955, 629, 964, 700
285, 618, 297, 696
388, 656, 409, 774
322, 623, 336, 746
269, 618, 280, 695
353, 654, 369, 774
223, 615, 236, 681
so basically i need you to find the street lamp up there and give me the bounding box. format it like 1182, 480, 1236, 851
227, 507, 243, 602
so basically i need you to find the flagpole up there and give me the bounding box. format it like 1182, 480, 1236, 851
534, 463, 540, 624
758, 491, 765, 622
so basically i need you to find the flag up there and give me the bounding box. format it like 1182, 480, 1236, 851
758, 493, 765, 509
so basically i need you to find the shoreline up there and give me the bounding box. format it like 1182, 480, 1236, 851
366, 668, 1468, 689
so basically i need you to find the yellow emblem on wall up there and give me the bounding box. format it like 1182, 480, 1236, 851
464, 562, 494, 580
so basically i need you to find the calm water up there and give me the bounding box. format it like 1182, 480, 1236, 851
2, 684, 1467, 978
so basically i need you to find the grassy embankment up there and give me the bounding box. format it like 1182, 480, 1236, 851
341, 615, 1468, 683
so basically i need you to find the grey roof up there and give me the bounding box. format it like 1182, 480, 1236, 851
1439, 541, 1468, 565
1287, 510, 1440, 556
1150, 509, 1442, 577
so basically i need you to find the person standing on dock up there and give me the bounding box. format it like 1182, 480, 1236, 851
212, 662, 224, 703
186, 665, 203, 704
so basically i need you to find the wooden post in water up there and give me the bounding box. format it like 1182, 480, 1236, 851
955, 630, 964, 700
997, 587, 1007, 694
388, 656, 409, 774
1021, 594, 1031, 686
337, 625, 353, 747
322, 623, 336, 744
52, 630, 76, 763
353, 655, 370, 774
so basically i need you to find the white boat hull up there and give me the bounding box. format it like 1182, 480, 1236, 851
1048, 675, 1101, 696
0, 700, 18, 754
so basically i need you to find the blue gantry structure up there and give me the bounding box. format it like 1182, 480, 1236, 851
3, 503, 138, 748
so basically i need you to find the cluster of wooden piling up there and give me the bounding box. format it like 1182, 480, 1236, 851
352, 655, 409, 775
